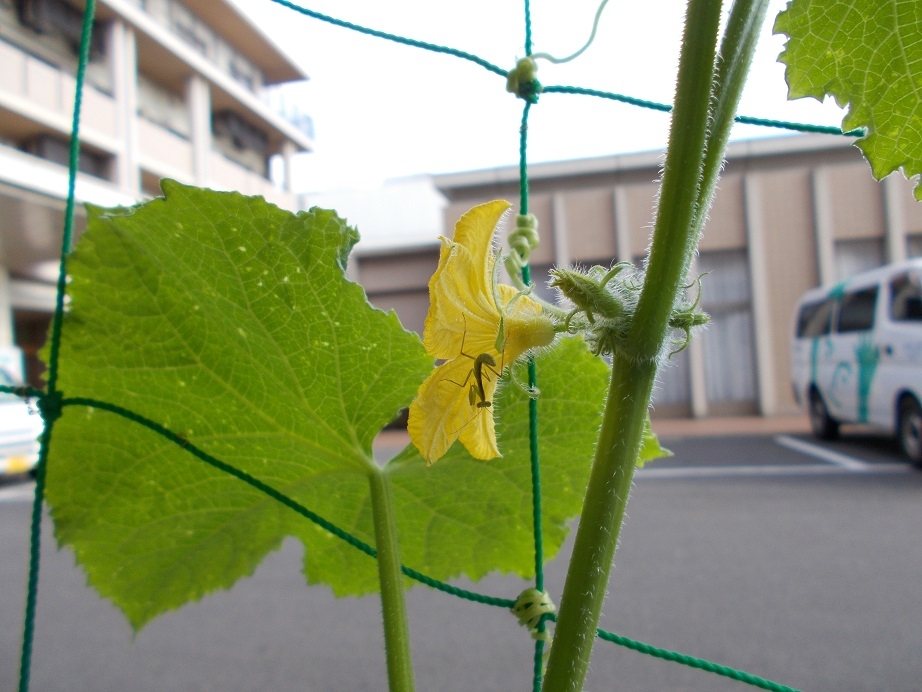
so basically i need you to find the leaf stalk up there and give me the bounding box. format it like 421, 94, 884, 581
369, 468, 415, 692
542, 0, 769, 687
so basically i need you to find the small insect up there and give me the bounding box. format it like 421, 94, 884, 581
449, 351, 500, 410
444, 316, 505, 412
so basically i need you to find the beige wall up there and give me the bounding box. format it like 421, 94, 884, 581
356, 135, 920, 420
352, 247, 439, 338
620, 183, 658, 261
562, 188, 616, 262
826, 163, 884, 240
700, 174, 746, 251
752, 167, 820, 413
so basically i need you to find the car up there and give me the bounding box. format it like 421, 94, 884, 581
0, 350, 44, 477
790, 258, 922, 465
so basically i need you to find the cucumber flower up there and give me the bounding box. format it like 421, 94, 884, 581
408, 200, 556, 464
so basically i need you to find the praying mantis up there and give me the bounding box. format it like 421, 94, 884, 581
446, 315, 505, 412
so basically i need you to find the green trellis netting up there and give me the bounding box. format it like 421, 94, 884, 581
6, 1, 872, 691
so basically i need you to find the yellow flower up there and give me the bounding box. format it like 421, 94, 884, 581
408, 200, 556, 464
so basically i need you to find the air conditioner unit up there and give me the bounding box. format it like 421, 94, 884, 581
213, 110, 268, 156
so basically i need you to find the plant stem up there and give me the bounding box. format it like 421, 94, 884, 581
541, 2, 724, 689
541, 354, 655, 691
695, 0, 771, 238
368, 468, 415, 692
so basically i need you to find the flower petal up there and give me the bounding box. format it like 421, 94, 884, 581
498, 284, 556, 362
408, 354, 501, 464
422, 201, 510, 359
453, 199, 510, 300
421, 238, 461, 359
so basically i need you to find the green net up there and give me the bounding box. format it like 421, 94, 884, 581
7, 1, 868, 689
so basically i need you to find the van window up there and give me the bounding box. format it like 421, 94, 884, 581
796, 299, 835, 338
890, 272, 922, 322
836, 287, 878, 332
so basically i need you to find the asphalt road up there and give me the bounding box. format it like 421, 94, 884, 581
2, 431, 921, 691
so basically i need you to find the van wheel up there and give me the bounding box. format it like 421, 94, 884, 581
808, 389, 839, 440
898, 396, 922, 467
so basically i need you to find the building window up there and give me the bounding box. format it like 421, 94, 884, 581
137, 74, 191, 138
22, 133, 111, 179
143, 0, 265, 94
213, 111, 268, 154
698, 249, 758, 405
652, 347, 691, 407
212, 110, 270, 176
168, 1, 208, 56
16, 0, 105, 60
835, 237, 883, 280
907, 234, 922, 258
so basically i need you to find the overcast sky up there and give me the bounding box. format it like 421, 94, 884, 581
231, 0, 846, 194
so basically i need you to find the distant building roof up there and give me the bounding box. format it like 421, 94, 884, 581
434, 133, 857, 195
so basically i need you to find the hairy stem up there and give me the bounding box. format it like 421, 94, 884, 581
369, 468, 415, 692
541, 1, 724, 689
694, 0, 771, 237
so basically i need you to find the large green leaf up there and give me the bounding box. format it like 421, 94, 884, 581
45, 181, 432, 628
774, 0, 922, 199
43, 183, 623, 629
300, 337, 670, 596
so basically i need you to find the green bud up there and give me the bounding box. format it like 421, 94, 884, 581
550, 267, 625, 324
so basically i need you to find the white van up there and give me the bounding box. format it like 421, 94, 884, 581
791, 259, 922, 465
0, 348, 43, 476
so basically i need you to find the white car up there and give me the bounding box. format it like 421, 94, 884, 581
0, 369, 44, 477
790, 259, 922, 465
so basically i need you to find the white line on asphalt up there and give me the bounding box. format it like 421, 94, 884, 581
638, 463, 870, 480
0, 483, 35, 504
634, 437, 910, 480
773, 434, 895, 471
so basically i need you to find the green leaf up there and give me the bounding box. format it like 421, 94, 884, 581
380, 336, 612, 589
43, 182, 628, 628
44, 181, 432, 628
260, 336, 614, 596
774, 0, 922, 199
638, 415, 672, 468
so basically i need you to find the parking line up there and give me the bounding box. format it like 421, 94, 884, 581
634, 436, 910, 480
636, 463, 844, 479
772, 434, 901, 471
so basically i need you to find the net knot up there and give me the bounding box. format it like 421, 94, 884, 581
36, 390, 64, 426
505, 214, 540, 276
512, 588, 555, 640
506, 57, 542, 103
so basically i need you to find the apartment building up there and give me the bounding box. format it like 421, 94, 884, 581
0, 0, 313, 385
351, 134, 922, 420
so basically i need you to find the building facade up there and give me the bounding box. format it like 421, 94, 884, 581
351, 134, 922, 420
0, 0, 313, 384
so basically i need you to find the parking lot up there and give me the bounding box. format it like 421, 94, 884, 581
2, 425, 921, 691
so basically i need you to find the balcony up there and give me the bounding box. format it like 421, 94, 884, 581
0, 142, 134, 275
137, 116, 194, 179
209, 150, 293, 210
0, 37, 119, 153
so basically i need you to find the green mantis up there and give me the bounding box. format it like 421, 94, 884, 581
451, 351, 500, 410
445, 315, 506, 420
